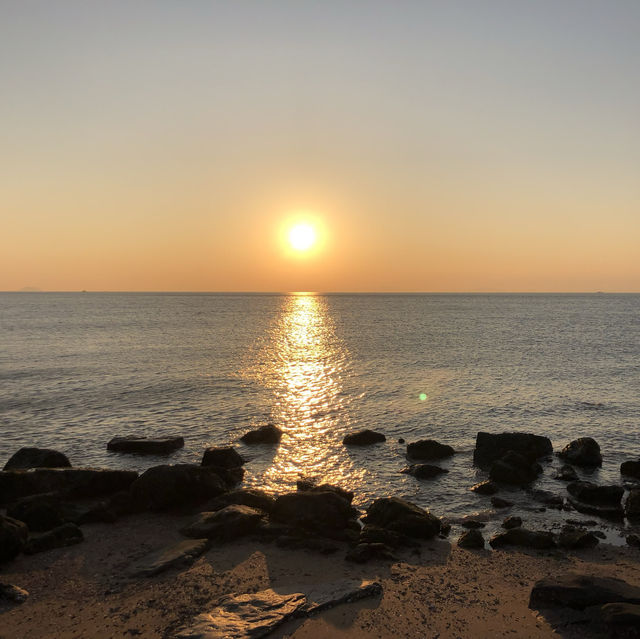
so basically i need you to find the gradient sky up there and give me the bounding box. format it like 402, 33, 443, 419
2, 1, 639, 292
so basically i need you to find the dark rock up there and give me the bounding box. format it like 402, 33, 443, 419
398, 438, 405, 444
473, 432, 552, 468
491, 496, 514, 509
528, 489, 564, 508
103, 490, 138, 518
342, 430, 386, 446
0, 468, 138, 504
489, 451, 542, 485
240, 424, 282, 444
181, 505, 265, 540
130, 539, 209, 577
627, 534, 640, 548
626, 489, 640, 518
401, 464, 448, 480
130, 464, 227, 511
271, 491, 356, 540
600, 602, 640, 627
566, 518, 597, 526
502, 516, 522, 529
303, 580, 383, 614
490, 528, 555, 550
529, 574, 640, 610
365, 497, 440, 539
558, 527, 599, 549
202, 488, 275, 514
621, 460, 640, 479
461, 519, 485, 529
439, 521, 452, 537
566, 482, 623, 517
296, 479, 354, 504
107, 436, 184, 455
554, 464, 578, 481
359, 524, 418, 549
458, 529, 485, 549
6, 493, 64, 532
0, 582, 29, 603
345, 542, 394, 563
558, 437, 602, 467
406, 439, 454, 461
3, 448, 71, 471
24, 522, 83, 554
0, 515, 28, 563
201, 447, 244, 469
471, 480, 499, 495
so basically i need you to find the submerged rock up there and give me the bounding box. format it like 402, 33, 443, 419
201, 446, 245, 469
130, 538, 209, 577
491, 496, 514, 509
528, 489, 564, 508
181, 505, 265, 540
489, 451, 542, 485
3, 448, 71, 471
406, 439, 454, 461
365, 496, 440, 539
502, 516, 522, 529
240, 424, 282, 444
342, 430, 386, 446
621, 460, 640, 479
473, 432, 552, 468
0, 515, 28, 563
567, 481, 623, 507
554, 464, 578, 481
400, 464, 448, 480
107, 436, 184, 455
558, 437, 602, 467
470, 480, 499, 495
490, 527, 555, 550
458, 529, 485, 549
24, 522, 83, 554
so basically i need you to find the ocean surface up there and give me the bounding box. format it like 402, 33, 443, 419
1, 293, 639, 540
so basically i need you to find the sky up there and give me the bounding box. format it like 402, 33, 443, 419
1, 0, 639, 292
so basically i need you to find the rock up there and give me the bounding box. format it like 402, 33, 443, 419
3, 448, 71, 471
566, 518, 597, 526
400, 464, 448, 480
24, 522, 83, 554
0, 582, 29, 603
296, 479, 354, 504
181, 505, 265, 540
626, 489, 640, 518
358, 524, 418, 549
502, 516, 522, 529
201, 447, 244, 469
107, 436, 184, 455
365, 497, 440, 539
201, 488, 276, 514
473, 432, 552, 468
342, 430, 386, 446
558, 437, 602, 467
0, 515, 28, 563
0, 468, 138, 504
600, 602, 640, 627
489, 451, 542, 485
554, 464, 578, 481
398, 438, 405, 444
528, 489, 564, 508
490, 528, 555, 550
6, 493, 65, 532
471, 480, 499, 495
558, 527, 599, 550
130, 539, 209, 577
529, 574, 640, 610
345, 543, 394, 563
621, 460, 640, 479
302, 580, 383, 614
406, 439, 454, 461
129, 464, 227, 511
567, 482, 623, 508
491, 496, 514, 509
461, 519, 485, 529
240, 424, 282, 444
458, 529, 485, 549
271, 491, 356, 540
627, 534, 640, 548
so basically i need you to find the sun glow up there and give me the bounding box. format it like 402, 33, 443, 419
288, 224, 316, 251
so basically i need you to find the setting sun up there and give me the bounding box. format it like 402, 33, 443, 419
288, 224, 316, 252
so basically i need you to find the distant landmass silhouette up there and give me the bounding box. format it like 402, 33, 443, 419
18, 286, 42, 292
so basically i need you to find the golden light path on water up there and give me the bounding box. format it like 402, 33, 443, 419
242, 293, 366, 493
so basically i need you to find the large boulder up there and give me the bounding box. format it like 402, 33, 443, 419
201, 447, 244, 469
271, 491, 356, 540
473, 432, 552, 468
240, 424, 282, 444
181, 505, 265, 540
489, 451, 542, 485
365, 497, 440, 539
0, 468, 138, 505
558, 438, 602, 467
489, 528, 555, 550
566, 481, 623, 519
23, 522, 83, 554
3, 448, 71, 471
342, 430, 386, 446
621, 460, 640, 479
130, 464, 228, 511
0, 515, 28, 563
107, 436, 184, 455
406, 439, 454, 461
202, 488, 276, 514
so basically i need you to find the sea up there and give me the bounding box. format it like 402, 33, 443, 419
1, 292, 639, 541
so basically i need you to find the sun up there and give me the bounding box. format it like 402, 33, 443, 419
288, 223, 316, 251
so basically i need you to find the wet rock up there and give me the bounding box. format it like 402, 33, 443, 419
558, 437, 602, 467
400, 464, 448, 480
345, 542, 394, 563
627, 534, 640, 548
398, 438, 405, 444
3, 448, 71, 471
566, 518, 597, 526
489, 451, 542, 485
202, 488, 275, 514
342, 430, 386, 446
473, 432, 552, 468
24, 522, 83, 554
439, 521, 452, 537
471, 480, 499, 495
490, 527, 555, 550
621, 460, 640, 479
0, 515, 28, 563
528, 489, 564, 508
502, 516, 522, 529
554, 464, 578, 481
491, 496, 514, 509
0, 468, 138, 504
359, 524, 418, 548
461, 519, 485, 529
271, 491, 356, 540
458, 529, 485, 549
566, 481, 623, 519
201, 446, 245, 469
558, 526, 599, 549
365, 496, 440, 539
406, 439, 454, 461
181, 505, 265, 540
240, 424, 282, 444
600, 602, 640, 627
529, 574, 640, 610
107, 436, 184, 455
0, 583, 29, 604
130, 539, 209, 577
625, 489, 640, 518
6, 493, 65, 532
130, 464, 227, 511
296, 479, 354, 505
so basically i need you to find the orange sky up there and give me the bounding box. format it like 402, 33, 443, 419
2, 2, 639, 292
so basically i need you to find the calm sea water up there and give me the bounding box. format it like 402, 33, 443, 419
1, 293, 639, 539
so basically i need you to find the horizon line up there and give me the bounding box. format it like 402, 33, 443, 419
3, 290, 639, 295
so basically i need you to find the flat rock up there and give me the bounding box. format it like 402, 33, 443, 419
0, 582, 29, 604
558, 437, 602, 467
24, 522, 83, 554
181, 505, 265, 540
400, 464, 448, 480
342, 430, 386, 446
601, 602, 640, 626
406, 439, 454, 461
201, 447, 244, 469
3, 448, 71, 471
473, 432, 552, 468
558, 527, 599, 550
529, 573, 640, 610
303, 580, 382, 613
566, 481, 623, 519
490, 527, 555, 550
107, 436, 184, 455
240, 424, 282, 444
130, 539, 209, 577
491, 496, 513, 508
